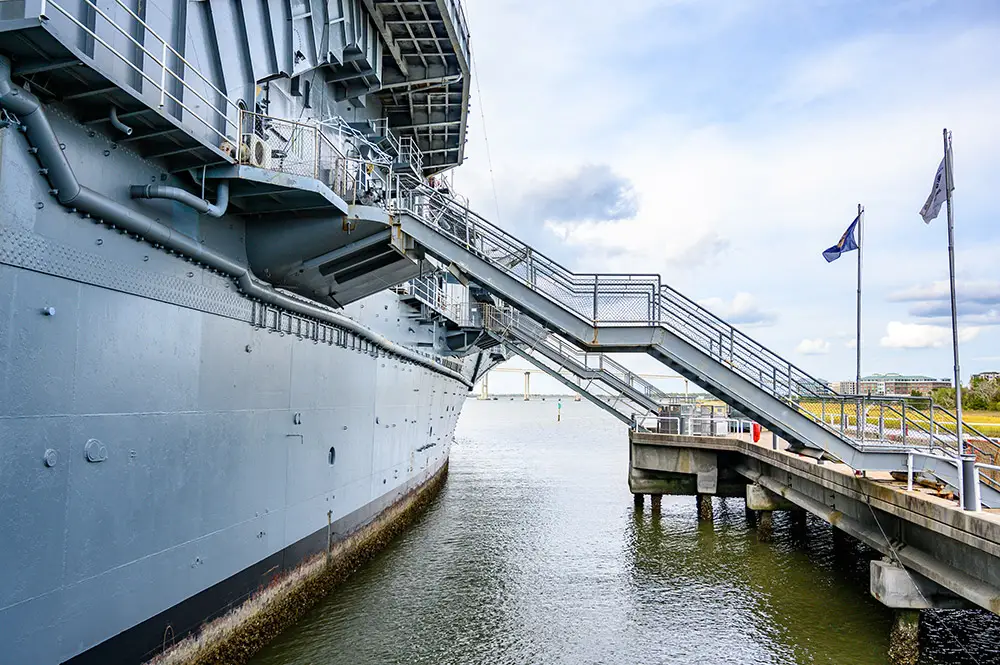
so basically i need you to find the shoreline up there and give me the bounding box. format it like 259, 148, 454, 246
144, 460, 450, 665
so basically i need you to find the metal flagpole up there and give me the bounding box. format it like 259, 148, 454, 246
856, 204, 863, 438
856, 203, 863, 394
942, 128, 976, 510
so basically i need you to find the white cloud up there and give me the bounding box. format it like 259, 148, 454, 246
796, 338, 831, 355
697, 292, 775, 326
459, 1, 1000, 378
888, 280, 1000, 303
879, 321, 981, 349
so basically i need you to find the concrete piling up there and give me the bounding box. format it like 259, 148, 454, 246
650, 493, 662, 512
633, 493, 644, 509
888, 609, 920, 665
757, 511, 773, 542
696, 494, 713, 521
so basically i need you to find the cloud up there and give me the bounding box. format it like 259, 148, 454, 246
888, 280, 1000, 325
889, 280, 1000, 304
516, 164, 638, 224
879, 321, 981, 349
698, 292, 776, 326
796, 338, 831, 355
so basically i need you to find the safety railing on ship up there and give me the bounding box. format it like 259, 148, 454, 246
237, 110, 394, 206
399, 275, 475, 328
46, 0, 241, 149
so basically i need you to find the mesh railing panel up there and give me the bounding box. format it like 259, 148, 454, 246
397, 184, 995, 457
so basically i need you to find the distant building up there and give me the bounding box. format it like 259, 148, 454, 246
973, 371, 1000, 383
831, 373, 951, 396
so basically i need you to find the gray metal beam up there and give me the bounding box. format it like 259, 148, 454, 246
361, 0, 410, 77
506, 345, 634, 426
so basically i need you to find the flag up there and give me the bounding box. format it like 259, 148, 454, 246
822, 215, 860, 263
920, 157, 947, 223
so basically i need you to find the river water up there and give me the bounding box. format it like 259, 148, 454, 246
252, 399, 1000, 665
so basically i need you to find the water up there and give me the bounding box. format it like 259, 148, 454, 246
251, 399, 1000, 665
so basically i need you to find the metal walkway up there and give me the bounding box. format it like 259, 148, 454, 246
389, 181, 1000, 507
484, 305, 666, 415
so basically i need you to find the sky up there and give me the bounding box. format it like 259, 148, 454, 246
452, 0, 1000, 395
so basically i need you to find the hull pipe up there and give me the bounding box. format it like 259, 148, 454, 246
129, 181, 230, 218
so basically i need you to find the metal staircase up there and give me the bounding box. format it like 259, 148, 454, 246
502, 343, 653, 426
389, 181, 1000, 506
483, 303, 666, 415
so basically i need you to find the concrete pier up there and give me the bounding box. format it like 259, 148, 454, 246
629, 428, 1000, 663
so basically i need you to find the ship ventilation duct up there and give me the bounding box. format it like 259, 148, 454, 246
0, 56, 469, 388
129, 181, 230, 218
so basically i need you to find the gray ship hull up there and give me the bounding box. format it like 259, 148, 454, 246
0, 109, 474, 664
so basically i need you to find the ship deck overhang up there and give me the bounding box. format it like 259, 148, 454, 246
371, 0, 470, 174
0, 19, 235, 173
203, 165, 350, 216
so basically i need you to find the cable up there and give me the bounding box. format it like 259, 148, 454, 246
849, 472, 982, 665
468, 43, 502, 226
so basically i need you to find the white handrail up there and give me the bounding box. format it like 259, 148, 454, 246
47, 0, 239, 145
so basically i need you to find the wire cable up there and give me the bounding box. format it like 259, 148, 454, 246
469, 43, 502, 226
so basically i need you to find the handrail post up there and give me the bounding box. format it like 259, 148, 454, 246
907, 453, 914, 491
158, 40, 168, 108
592, 275, 598, 323
902, 400, 907, 445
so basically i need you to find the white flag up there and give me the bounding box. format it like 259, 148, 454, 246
919, 157, 947, 223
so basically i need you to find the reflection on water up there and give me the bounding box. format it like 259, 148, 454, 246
251, 399, 1000, 665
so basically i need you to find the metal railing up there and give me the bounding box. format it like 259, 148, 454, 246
441, 0, 471, 67
632, 414, 755, 436
398, 136, 425, 175
238, 110, 394, 206
387, 181, 994, 463
484, 304, 667, 406
399, 275, 474, 327
46, 0, 241, 149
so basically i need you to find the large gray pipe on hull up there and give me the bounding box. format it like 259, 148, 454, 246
129, 181, 230, 218
0, 56, 470, 388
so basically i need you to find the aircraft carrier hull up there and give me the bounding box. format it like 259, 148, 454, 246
0, 108, 473, 665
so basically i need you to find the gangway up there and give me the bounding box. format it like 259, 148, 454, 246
484, 304, 666, 414
502, 342, 650, 426
389, 181, 1000, 508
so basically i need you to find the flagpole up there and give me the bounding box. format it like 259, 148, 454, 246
943, 128, 975, 510
855, 204, 863, 439
856, 203, 863, 396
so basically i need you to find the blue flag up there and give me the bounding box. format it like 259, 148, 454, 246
822, 215, 860, 262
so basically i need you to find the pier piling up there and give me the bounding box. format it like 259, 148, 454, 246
888, 610, 920, 665
696, 494, 713, 521
756, 511, 773, 542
